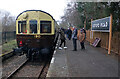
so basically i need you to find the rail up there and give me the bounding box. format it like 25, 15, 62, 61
7, 59, 28, 79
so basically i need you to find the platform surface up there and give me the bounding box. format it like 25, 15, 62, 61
47, 40, 119, 78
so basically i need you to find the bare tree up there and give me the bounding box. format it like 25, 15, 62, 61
0, 10, 16, 32
60, 2, 82, 28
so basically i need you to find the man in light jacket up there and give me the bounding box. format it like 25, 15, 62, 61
72, 26, 78, 51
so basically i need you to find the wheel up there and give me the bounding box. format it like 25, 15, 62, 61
26, 49, 32, 60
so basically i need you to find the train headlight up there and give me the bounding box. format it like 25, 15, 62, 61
22, 13, 28, 19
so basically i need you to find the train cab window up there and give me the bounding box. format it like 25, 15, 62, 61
40, 21, 51, 33
29, 20, 37, 34
18, 21, 27, 34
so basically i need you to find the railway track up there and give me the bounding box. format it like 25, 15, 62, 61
6, 59, 49, 79
2, 54, 27, 78
3, 51, 53, 79
7, 59, 28, 79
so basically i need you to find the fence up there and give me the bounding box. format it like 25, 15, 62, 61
86, 30, 120, 55
0, 31, 16, 45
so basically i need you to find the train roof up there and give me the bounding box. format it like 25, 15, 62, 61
16, 10, 55, 20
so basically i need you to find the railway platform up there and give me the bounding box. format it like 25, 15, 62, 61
0, 45, 2, 55
47, 40, 119, 78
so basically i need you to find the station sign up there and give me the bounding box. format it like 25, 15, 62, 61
92, 16, 111, 32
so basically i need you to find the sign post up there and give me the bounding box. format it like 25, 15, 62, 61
91, 15, 112, 55
90, 19, 93, 45
108, 14, 112, 54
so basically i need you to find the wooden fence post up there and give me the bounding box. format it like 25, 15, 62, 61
108, 14, 113, 54
90, 19, 93, 45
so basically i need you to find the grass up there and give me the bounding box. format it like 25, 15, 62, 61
2, 40, 17, 54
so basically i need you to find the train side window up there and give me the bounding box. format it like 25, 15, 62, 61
40, 21, 51, 33
29, 20, 37, 34
18, 21, 27, 34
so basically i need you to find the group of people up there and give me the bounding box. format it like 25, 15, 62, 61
58, 26, 86, 51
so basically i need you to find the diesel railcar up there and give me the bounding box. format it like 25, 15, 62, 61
15, 10, 59, 60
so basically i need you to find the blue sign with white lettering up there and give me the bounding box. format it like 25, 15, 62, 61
92, 16, 110, 32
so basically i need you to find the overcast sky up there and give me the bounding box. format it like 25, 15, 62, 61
0, 0, 69, 21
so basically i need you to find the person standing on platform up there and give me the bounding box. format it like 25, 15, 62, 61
82, 28, 86, 40
66, 27, 72, 40
58, 28, 67, 50
72, 26, 78, 51
79, 29, 85, 50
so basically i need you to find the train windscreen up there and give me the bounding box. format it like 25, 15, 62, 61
40, 21, 51, 33
29, 20, 37, 34
18, 21, 27, 34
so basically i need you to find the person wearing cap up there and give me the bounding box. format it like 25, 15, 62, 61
79, 29, 85, 50
72, 26, 78, 51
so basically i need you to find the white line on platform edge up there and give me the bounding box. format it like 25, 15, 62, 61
51, 57, 55, 63
54, 50, 56, 54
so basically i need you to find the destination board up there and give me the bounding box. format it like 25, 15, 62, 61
92, 16, 110, 32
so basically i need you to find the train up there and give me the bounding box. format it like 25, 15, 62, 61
14, 10, 59, 60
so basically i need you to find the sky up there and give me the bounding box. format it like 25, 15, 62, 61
0, 0, 69, 21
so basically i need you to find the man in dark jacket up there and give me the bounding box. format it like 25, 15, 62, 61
72, 26, 78, 51
66, 28, 72, 40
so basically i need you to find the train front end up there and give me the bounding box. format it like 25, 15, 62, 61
15, 10, 57, 60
